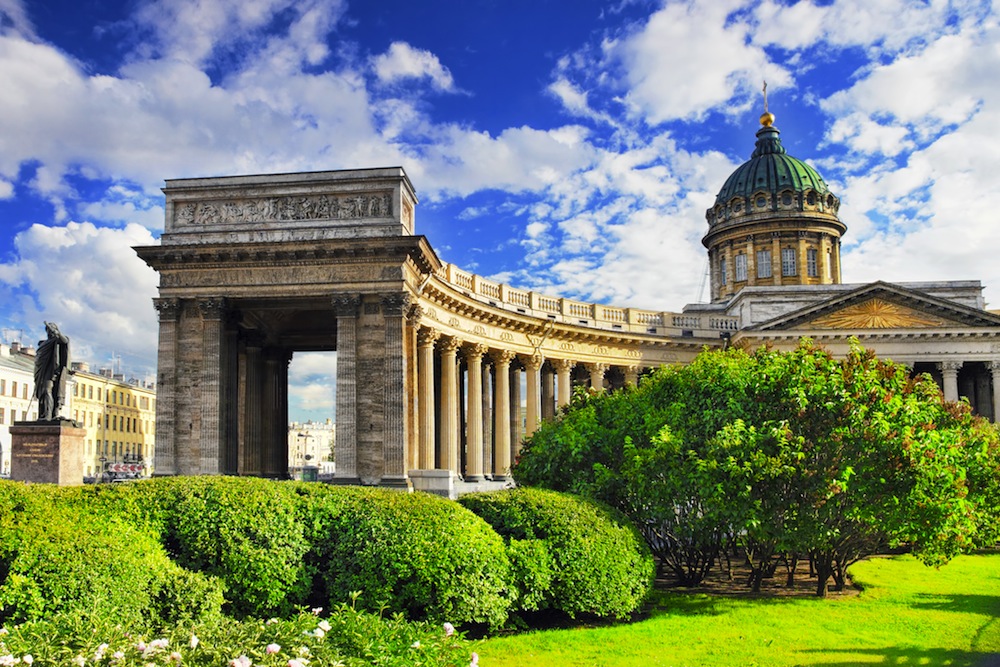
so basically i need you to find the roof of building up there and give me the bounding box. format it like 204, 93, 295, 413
713, 115, 834, 205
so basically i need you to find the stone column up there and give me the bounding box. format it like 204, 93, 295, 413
554, 358, 574, 408
939, 361, 963, 403
464, 343, 487, 482
261, 348, 290, 478
510, 360, 522, 456
438, 336, 462, 474
223, 316, 241, 474
524, 354, 542, 439
152, 298, 180, 476
771, 233, 782, 286
586, 362, 608, 392
745, 236, 756, 286
541, 365, 555, 419
831, 239, 842, 283
241, 333, 264, 475
381, 293, 411, 486
989, 361, 1000, 423
818, 234, 831, 283
333, 295, 361, 483
797, 232, 809, 283
198, 298, 226, 475
624, 365, 640, 387
416, 328, 440, 469
492, 350, 515, 479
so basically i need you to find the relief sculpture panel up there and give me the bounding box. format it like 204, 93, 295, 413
175, 192, 393, 226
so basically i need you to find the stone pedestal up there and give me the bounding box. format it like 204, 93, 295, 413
408, 469, 457, 499
10, 421, 85, 486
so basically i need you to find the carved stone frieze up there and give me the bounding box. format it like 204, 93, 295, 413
153, 297, 181, 322
175, 192, 393, 227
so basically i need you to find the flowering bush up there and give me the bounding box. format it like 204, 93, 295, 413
0, 605, 478, 667
460, 488, 654, 619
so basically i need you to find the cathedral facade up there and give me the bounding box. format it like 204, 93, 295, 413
136, 112, 1000, 495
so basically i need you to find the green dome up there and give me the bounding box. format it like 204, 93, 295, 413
713, 123, 832, 206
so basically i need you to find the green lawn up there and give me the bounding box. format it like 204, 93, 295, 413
477, 553, 1000, 666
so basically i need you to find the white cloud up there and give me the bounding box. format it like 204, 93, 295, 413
613, 0, 792, 123
0, 222, 159, 373
0, 0, 34, 39
372, 41, 457, 92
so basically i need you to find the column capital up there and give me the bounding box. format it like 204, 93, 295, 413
332, 294, 361, 317
463, 343, 489, 361
153, 297, 181, 322
939, 360, 964, 372
989, 360, 1000, 373
380, 292, 412, 317
405, 304, 423, 327
197, 296, 227, 320
522, 352, 544, 371
553, 358, 575, 372
439, 336, 462, 355
492, 349, 516, 367
417, 327, 440, 348
585, 362, 609, 373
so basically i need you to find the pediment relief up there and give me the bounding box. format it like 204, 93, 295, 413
808, 298, 952, 329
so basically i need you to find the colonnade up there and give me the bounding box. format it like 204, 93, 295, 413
412, 326, 641, 481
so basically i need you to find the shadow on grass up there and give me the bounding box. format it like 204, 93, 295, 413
799, 647, 996, 666
910, 593, 1000, 615
644, 588, 807, 617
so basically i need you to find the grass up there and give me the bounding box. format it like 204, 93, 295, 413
476, 553, 1000, 666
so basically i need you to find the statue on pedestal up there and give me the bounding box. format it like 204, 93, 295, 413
34, 322, 71, 421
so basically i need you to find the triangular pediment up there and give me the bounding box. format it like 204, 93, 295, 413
751, 282, 1000, 332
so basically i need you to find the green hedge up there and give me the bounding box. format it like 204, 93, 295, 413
0, 504, 223, 628
297, 485, 512, 628
460, 487, 654, 619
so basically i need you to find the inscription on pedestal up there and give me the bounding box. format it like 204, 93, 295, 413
10, 422, 85, 486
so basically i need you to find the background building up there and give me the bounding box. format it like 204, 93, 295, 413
70, 365, 157, 479
0, 342, 37, 476
288, 419, 335, 480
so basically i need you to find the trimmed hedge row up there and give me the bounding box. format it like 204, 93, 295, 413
0, 478, 651, 631
460, 487, 654, 619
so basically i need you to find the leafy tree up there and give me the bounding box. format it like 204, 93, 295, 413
514, 339, 1000, 595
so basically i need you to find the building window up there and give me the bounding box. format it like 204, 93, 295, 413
88, 386, 93, 399
0, 408, 4, 424
756, 250, 772, 278
21, 385, 26, 400
807, 248, 818, 277
0, 379, 4, 395
781, 248, 797, 276
11, 381, 17, 397
719, 258, 727, 285
734, 253, 747, 282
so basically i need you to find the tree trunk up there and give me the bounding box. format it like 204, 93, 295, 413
814, 554, 833, 597
786, 554, 798, 588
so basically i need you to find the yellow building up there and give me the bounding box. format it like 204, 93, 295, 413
70, 365, 156, 479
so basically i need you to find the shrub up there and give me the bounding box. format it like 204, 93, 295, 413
460, 488, 654, 619
297, 485, 511, 628
0, 499, 223, 628
134, 477, 312, 618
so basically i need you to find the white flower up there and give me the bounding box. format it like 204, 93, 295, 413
111, 652, 124, 662
0, 628, 7, 636
73, 657, 86, 666
22, 656, 33, 666
317, 620, 331, 632
310, 607, 323, 615
266, 644, 281, 655
312, 628, 325, 639
189, 635, 200, 650
287, 659, 308, 667
266, 618, 279, 625
95, 643, 109, 661
443, 622, 455, 637
410, 641, 420, 649
296, 647, 311, 657
0, 655, 14, 667
168, 652, 182, 663
229, 655, 253, 667
469, 652, 479, 667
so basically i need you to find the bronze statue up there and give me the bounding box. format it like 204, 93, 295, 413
34, 321, 71, 421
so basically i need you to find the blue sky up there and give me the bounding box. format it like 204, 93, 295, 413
1, 0, 998, 422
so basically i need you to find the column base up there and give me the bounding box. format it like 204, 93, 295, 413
408, 469, 458, 499
379, 475, 413, 491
